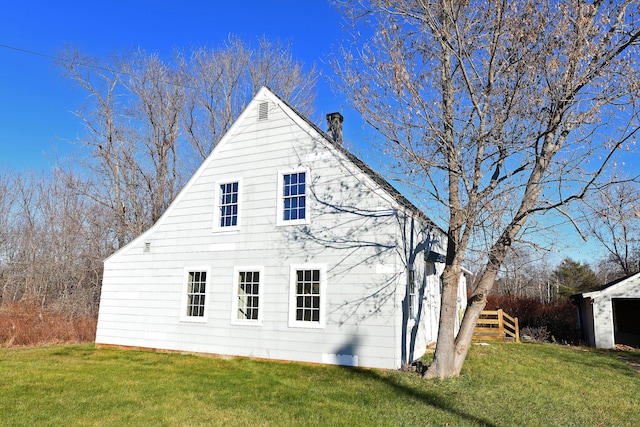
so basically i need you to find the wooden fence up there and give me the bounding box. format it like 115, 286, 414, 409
473, 309, 520, 343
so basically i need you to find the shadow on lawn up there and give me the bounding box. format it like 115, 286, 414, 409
339, 365, 497, 427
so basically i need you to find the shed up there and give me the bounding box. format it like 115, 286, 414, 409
572, 273, 640, 348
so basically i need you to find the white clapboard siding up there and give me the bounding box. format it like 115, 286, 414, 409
96, 87, 448, 370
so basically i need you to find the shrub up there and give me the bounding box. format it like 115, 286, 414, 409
521, 326, 550, 342
0, 302, 97, 347
485, 295, 579, 344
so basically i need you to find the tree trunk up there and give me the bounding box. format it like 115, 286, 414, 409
423, 264, 461, 378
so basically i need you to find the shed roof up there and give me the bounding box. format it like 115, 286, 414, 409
573, 271, 640, 300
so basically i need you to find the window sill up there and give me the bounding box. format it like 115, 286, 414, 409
276, 219, 309, 227
212, 227, 241, 234
231, 320, 263, 327
179, 317, 208, 323
288, 321, 325, 329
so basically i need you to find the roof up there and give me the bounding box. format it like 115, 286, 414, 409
572, 271, 640, 300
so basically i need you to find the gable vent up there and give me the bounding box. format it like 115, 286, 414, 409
258, 102, 269, 121
143, 242, 151, 253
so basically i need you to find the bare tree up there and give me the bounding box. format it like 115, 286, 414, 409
496, 246, 533, 298
59, 48, 138, 248
334, 0, 640, 377
180, 38, 250, 163
581, 182, 640, 276
124, 50, 186, 224
181, 36, 318, 163
0, 169, 107, 314
0, 169, 15, 278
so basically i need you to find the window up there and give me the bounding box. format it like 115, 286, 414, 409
232, 267, 263, 325
296, 269, 319, 322
283, 172, 306, 221
277, 170, 309, 226
220, 182, 238, 227
187, 271, 207, 317
289, 265, 325, 328
181, 268, 209, 322
409, 269, 418, 318
214, 179, 241, 231
425, 260, 436, 276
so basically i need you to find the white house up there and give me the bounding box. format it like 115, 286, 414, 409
573, 273, 640, 348
95, 87, 467, 370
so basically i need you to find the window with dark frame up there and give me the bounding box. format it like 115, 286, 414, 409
295, 269, 321, 322
237, 271, 260, 321
409, 269, 417, 318
186, 271, 207, 317
283, 172, 306, 221
219, 182, 239, 227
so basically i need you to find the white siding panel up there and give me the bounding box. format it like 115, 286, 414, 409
97, 91, 446, 370
588, 276, 640, 348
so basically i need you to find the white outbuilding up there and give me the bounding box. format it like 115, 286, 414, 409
573, 273, 640, 348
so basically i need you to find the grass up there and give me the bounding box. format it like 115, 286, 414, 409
1, 342, 638, 426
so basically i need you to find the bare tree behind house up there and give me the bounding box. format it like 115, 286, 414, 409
59, 48, 139, 249
181, 36, 318, 163
334, 0, 640, 378
581, 182, 640, 276
124, 50, 185, 224
0, 169, 107, 315
0, 169, 15, 282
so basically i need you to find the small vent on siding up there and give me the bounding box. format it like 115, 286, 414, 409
258, 101, 269, 121
143, 242, 151, 253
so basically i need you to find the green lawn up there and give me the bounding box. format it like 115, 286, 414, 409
1, 342, 638, 426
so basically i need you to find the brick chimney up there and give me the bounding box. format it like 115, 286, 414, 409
326, 112, 343, 144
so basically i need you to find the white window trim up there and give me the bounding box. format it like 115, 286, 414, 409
180, 267, 211, 323
276, 169, 310, 226
231, 266, 264, 326
288, 264, 326, 329
213, 178, 242, 233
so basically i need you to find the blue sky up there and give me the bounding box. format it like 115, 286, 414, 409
1, 0, 353, 169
